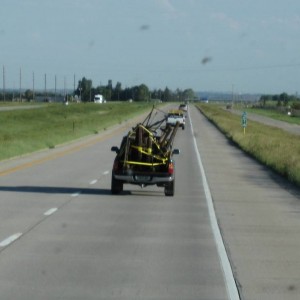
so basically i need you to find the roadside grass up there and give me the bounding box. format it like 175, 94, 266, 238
196, 104, 300, 187
0, 102, 155, 161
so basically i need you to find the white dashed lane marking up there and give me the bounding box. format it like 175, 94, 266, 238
44, 207, 58, 216
0, 171, 111, 251
89, 171, 109, 185
0, 172, 111, 250
0, 233, 23, 247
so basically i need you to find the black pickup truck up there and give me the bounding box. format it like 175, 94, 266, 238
111, 107, 180, 196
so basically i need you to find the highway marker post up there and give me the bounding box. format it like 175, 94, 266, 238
241, 111, 247, 135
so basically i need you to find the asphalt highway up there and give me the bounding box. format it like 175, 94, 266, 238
0, 105, 299, 299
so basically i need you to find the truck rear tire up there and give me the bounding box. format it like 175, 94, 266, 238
164, 180, 175, 196
111, 175, 123, 194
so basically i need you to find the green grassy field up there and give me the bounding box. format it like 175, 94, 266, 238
196, 104, 300, 187
0, 102, 155, 161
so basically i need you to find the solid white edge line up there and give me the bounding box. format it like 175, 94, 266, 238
0, 233, 23, 247
189, 111, 240, 300
44, 207, 58, 216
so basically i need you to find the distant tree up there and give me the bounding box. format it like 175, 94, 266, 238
136, 84, 149, 101
260, 95, 273, 106
114, 82, 122, 101
75, 77, 92, 102
120, 87, 131, 101
173, 89, 182, 102
151, 89, 163, 101
183, 88, 195, 102
104, 80, 113, 101
107, 79, 113, 90
162, 87, 171, 102
279, 93, 289, 106
272, 95, 281, 106
24, 89, 33, 101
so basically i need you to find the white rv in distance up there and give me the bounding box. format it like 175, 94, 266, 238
94, 94, 106, 103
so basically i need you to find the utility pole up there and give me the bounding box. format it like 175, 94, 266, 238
32, 72, 35, 101
231, 84, 234, 108
2, 65, 5, 101
44, 73, 47, 100
55, 75, 57, 102
64, 76, 66, 101
19, 67, 22, 102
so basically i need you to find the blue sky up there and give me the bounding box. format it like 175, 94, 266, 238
1, 0, 300, 94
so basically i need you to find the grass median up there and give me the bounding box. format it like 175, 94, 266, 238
0, 102, 156, 161
196, 104, 300, 187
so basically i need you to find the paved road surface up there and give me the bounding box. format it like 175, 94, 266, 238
0, 108, 230, 300
0, 105, 299, 299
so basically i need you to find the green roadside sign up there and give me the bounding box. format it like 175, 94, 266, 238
241, 111, 247, 127
241, 111, 247, 135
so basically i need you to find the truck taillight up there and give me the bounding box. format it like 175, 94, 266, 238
113, 161, 119, 172
168, 162, 174, 174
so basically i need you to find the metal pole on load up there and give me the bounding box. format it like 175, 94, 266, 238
165, 122, 179, 150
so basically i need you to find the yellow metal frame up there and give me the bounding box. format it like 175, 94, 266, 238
123, 124, 170, 167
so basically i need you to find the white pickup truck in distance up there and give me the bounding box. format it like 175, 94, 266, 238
166, 110, 185, 130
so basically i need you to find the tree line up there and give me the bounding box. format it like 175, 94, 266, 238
0, 77, 195, 103
74, 77, 196, 103
260, 93, 299, 107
